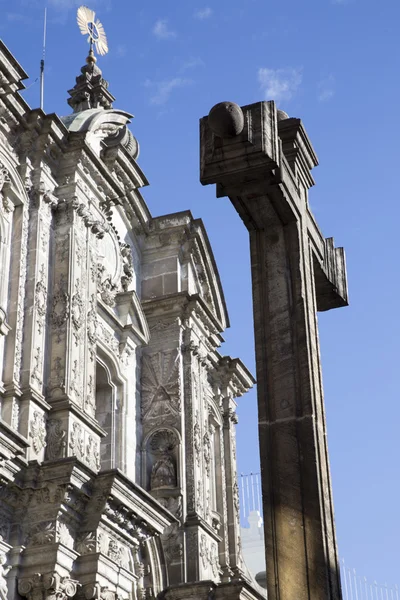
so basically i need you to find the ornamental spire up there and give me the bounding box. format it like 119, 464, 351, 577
67, 5, 114, 113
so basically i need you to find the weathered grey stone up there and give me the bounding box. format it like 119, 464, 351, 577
200, 100, 348, 600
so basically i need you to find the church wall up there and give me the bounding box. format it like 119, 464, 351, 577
0, 40, 264, 600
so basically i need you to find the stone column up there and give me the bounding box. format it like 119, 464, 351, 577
200, 101, 348, 600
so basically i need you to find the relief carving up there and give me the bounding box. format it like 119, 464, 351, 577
120, 243, 134, 291
31, 347, 43, 386
34, 264, 47, 334
87, 294, 98, 361
141, 351, 181, 421
14, 208, 29, 382
76, 531, 97, 555
51, 273, 69, 343
203, 427, 212, 477
163, 523, 183, 563
69, 422, 84, 460
30, 411, 46, 454
46, 419, 66, 460
11, 400, 19, 430
0, 162, 10, 192
193, 411, 201, 466
148, 430, 178, 491
71, 279, 84, 344
18, 573, 78, 600
86, 435, 101, 471
0, 550, 11, 600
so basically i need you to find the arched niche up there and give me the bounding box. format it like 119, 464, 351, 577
143, 428, 181, 500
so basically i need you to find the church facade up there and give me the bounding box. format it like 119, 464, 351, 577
0, 41, 263, 600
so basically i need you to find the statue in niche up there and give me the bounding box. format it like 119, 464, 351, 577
151, 454, 176, 490
148, 429, 178, 490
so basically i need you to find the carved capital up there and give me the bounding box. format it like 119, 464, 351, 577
18, 573, 78, 600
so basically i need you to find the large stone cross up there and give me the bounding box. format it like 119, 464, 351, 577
200, 101, 348, 600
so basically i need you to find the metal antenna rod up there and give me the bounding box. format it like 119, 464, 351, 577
40, 7, 47, 111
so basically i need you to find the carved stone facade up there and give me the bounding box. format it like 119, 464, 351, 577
0, 41, 263, 600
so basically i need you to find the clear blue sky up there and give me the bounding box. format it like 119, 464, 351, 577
1, 0, 399, 585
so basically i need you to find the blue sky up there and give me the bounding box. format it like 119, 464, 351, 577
1, 0, 399, 586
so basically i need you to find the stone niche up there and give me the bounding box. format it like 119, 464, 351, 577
144, 428, 181, 499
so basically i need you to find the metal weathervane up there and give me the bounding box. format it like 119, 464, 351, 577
77, 5, 109, 57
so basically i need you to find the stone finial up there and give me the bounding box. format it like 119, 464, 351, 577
208, 102, 244, 138
67, 51, 115, 113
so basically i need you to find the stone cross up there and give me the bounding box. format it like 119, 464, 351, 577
200, 101, 348, 600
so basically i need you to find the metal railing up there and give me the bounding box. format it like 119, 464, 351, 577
239, 472, 398, 596
341, 561, 399, 600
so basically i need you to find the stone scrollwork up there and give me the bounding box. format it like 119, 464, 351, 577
18, 573, 78, 600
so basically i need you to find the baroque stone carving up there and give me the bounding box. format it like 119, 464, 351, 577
18, 573, 78, 600
86, 435, 101, 471
141, 351, 181, 421
71, 278, 84, 342
35, 264, 47, 334
26, 521, 56, 545
203, 427, 212, 477
120, 242, 134, 291
87, 294, 98, 361
0, 162, 10, 192
148, 429, 178, 490
11, 400, 19, 430
163, 523, 183, 564
193, 411, 201, 466
30, 411, 46, 454
31, 347, 43, 386
51, 273, 69, 342
69, 421, 84, 460
97, 264, 118, 307
14, 209, 29, 382
76, 531, 97, 555
46, 419, 66, 460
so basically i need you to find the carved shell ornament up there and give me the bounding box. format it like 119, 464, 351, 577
141, 351, 181, 419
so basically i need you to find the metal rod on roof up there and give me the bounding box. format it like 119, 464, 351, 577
40, 7, 47, 111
